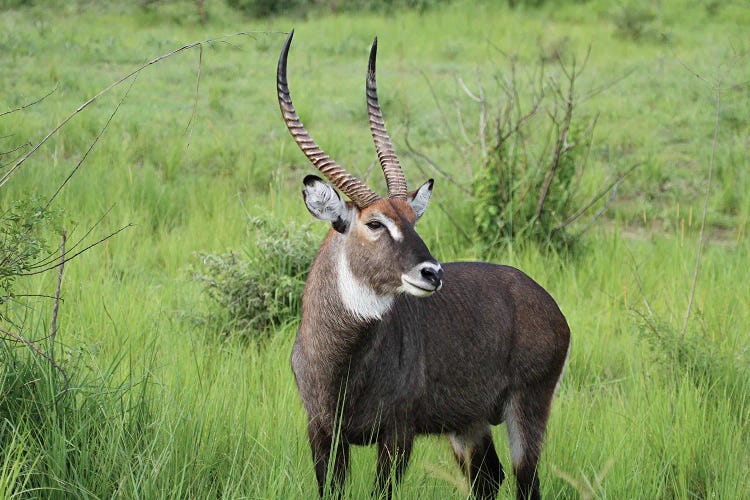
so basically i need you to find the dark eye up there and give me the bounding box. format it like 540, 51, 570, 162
366, 220, 383, 230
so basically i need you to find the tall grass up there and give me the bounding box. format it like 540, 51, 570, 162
0, 0, 748, 497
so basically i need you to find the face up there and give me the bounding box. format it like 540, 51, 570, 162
302, 176, 443, 298
349, 198, 443, 297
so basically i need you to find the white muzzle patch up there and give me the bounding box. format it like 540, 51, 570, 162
399, 261, 443, 297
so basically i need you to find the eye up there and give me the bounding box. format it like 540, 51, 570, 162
366, 220, 384, 231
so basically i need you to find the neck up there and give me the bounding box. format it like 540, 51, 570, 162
299, 231, 394, 356
337, 249, 394, 321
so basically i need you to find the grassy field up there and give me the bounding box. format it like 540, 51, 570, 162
1, 0, 749, 498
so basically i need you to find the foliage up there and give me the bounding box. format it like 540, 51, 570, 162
0, 338, 155, 497
637, 310, 750, 417
0, 0, 749, 497
467, 55, 598, 253
193, 217, 318, 338
0, 197, 59, 311
610, 1, 659, 41
226, 0, 445, 18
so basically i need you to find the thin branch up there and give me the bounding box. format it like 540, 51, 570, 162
419, 69, 465, 155
44, 75, 138, 210
20, 223, 133, 276
553, 162, 641, 232
681, 85, 720, 341
0, 30, 276, 189
457, 76, 482, 102
476, 73, 487, 159
7, 294, 61, 301
575, 182, 618, 237
28, 207, 113, 270
50, 229, 66, 343
0, 141, 32, 158
0, 85, 58, 119
535, 58, 576, 219
402, 116, 472, 195
0, 326, 69, 392
580, 65, 637, 103
184, 42, 204, 145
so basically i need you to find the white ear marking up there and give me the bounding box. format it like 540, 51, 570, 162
408, 179, 433, 220
302, 175, 352, 232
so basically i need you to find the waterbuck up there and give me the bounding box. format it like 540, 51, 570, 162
277, 30, 570, 500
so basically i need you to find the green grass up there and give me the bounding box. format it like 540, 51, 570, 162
1, 0, 749, 498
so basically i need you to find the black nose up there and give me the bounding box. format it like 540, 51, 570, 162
420, 266, 444, 288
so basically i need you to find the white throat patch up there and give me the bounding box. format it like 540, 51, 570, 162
337, 251, 393, 321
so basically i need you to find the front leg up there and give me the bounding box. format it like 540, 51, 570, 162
374, 432, 413, 499
308, 423, 350, 498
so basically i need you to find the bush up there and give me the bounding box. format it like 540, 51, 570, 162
0, 197, 59, 312
193, 216, 318, 339
226, 0, 445, 18
610, 2, 659, 41
225, 0, 298, 18
466, 54, 600, 253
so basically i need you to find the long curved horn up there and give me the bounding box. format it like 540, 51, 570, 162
277, 30, 380, 208
367, 37, 408, 200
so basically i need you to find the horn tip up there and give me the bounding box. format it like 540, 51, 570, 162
368, 37, 378, 73
283, 28, 295, 47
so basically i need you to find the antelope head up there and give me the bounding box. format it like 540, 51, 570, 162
277, 30, 443, 302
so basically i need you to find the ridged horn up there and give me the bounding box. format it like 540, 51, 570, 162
277, 30, 380, 208
367, 37, 408, 200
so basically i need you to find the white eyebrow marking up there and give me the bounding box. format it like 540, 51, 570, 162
380, 216, 402, 242
366, 213, 402, 242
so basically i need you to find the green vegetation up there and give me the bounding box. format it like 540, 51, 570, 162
192, 216, 318, 337
1, 0, 748, 497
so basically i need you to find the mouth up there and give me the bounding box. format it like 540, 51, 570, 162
400, 276, 441, 297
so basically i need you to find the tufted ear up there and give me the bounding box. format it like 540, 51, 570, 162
302, 175, 354, 233
407, 179, 434, 221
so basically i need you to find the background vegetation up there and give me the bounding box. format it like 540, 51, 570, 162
1, 0, 748, 497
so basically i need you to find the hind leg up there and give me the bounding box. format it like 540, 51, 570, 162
505, 388, 558, 500
449, 423, 504, 499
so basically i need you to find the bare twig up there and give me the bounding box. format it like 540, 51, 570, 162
575, 182, 618, 237
536, 58, 577, 220
402, 115, 472, 195
50, 229, 66, 343
0, 141, 32, 158
553, 162, 641, 232
681, 85, 720, 341
0, 85, 58, 119
45, 75, 138, 210
0, 326, 69, 391
27, 207, 114, 271
184, 42, 204, 145
476, 74, 487, 159
0, 30, 277, 189
20, 223, 133, 276
419, 69, 466, 155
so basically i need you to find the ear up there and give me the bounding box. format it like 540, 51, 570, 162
302, 175, 353, 233
408, 179, 433, 221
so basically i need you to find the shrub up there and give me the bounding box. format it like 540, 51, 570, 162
193, 216, 318, 339
466, 54, 601, 253
226, 0, 445, 18
225, 0, 299, 18
0, 197, 59, 312
610, 2, 659, 41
